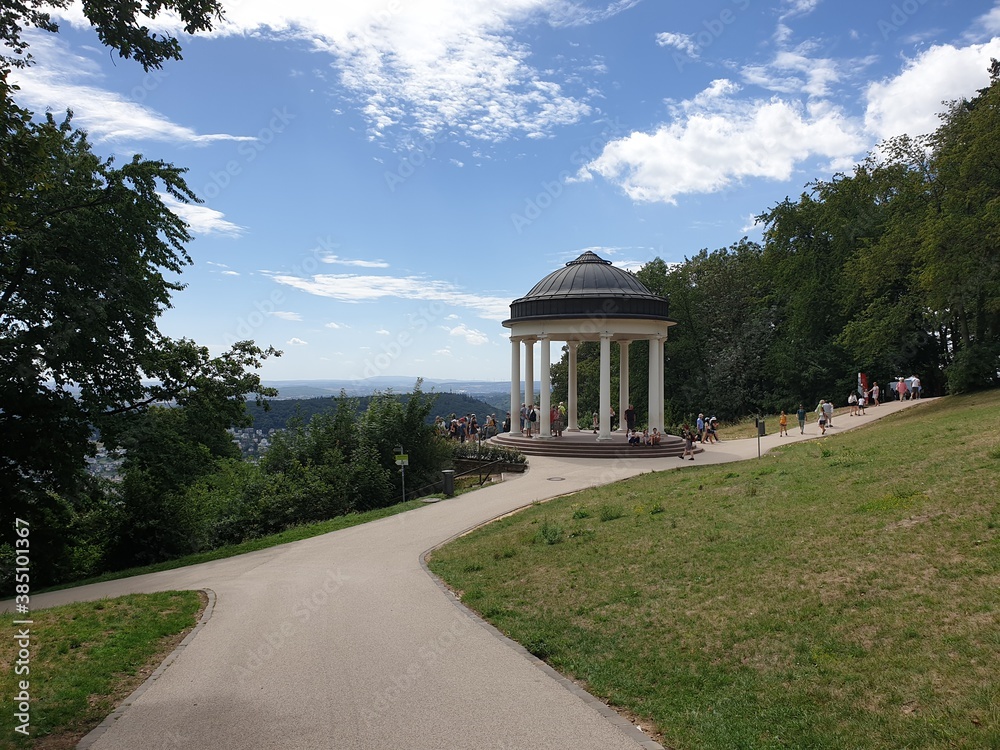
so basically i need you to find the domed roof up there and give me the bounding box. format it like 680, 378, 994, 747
504, 251, 670, 324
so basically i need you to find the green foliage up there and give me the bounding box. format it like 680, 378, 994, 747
451, 441, 527, 464
534, 518, 565, 545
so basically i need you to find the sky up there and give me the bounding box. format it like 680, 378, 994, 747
9, 0, 1000, 384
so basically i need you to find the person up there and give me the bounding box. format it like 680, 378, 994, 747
680, 425, 695, 460
468, 414, 478, 441
857, 393, 866, 414
704, 418, 718, 444
449, 418, 458, 440
910, 375, 921, 399
696, 413, 705, 442
557, 402, 567, 436
823, 399, 834, 427
871, 382, 880, 406
457, 416, 467, 443
779, 410, 789, 436
848, 391, 858, 416
549, 405, 559, 437
502, 412, 511, 433
796, 404, 807, 434
592, 412, 599, 433
628, 429, 641, 446
818, 410, 827, 434
609, 406, 616, 431
650, 427, 662, 445
519, 403, 527, 434
897, 377, 908, 401
624, 404, 636, 432
527, 405, 537, 437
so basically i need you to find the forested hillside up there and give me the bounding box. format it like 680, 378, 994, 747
246, 391, 507, 433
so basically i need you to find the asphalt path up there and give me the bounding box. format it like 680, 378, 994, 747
3, 398, 931, 750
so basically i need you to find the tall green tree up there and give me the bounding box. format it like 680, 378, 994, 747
0, 0, 288, 588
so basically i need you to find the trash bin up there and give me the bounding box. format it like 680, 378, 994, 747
756, 419, 766, 437
442, 469, 455, 497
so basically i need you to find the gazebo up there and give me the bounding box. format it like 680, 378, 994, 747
503, 251, 676, 442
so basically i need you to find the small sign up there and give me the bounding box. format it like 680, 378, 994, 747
395, 454, 409, 466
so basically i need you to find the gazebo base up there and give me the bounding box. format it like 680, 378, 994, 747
490, 430, 696, 459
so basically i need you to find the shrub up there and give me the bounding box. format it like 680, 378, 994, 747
452, 442, 527, 464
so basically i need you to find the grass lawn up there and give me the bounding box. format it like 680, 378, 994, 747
429, 391, 1000, 750
0, 591, 203, 749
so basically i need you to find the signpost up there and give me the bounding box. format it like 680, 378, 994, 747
394, 446, 408, 501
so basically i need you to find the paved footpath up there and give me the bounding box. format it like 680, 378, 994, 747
4, 399, 931, 750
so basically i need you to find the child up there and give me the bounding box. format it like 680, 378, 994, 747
818, 412, 827, 434
680, 425, 695, 460
779, 410, 788, 437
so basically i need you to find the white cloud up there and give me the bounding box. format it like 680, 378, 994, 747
321, 254, 390, 268
581, 83, 865, 204
325, 321, 348, 329
267, 272, 511, 320
447, 324, 490, 345
9, 33, 256, 146
976, 5, 1000, 35
172, 1, 597, 142
272, 311, 303, 321
741, 48, 848, 98
376, 328, 391, 336
864, 40, 1000, 142
222, 270, 241, 276
287, 338, 309, 346
656, 32, 699, 58
780, 0, 821, 20
159, 195, 246, 237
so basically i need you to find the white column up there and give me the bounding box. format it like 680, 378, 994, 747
524, 338, 535, 415
509, 336, 520, 434
598, 333, 612, 441
647, 336, 660, 432
618, 340, 630, 431
537, 336, 552, 439
657, 334, 665, 431
567, 341, 579, 431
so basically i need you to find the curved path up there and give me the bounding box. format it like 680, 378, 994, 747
5, 399, 930, 750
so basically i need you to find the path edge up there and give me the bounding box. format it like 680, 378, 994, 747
76, 588, 217, 750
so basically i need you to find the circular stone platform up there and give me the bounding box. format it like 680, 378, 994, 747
490, 430, 698, 460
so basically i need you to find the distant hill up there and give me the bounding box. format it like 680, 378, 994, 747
247, 391, 508, 433
261, 377, 537, 401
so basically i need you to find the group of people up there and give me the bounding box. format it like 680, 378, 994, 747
627, 427, 662, 446
437, 413, 502, 443
518, 402, 568, 438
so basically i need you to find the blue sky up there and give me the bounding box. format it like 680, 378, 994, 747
10, 0, 1000, 382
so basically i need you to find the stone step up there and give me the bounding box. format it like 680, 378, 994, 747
490, 430, 693, 459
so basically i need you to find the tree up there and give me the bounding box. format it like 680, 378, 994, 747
1, 0, 224, 73
0, 0, 288, 588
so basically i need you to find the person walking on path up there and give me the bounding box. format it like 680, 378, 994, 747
911, 375, 921, 399
779, 410, 789, 436
823, 399, 834, 427
680, 425, 696, 460
696, 413, 706, 442
896, 377, 908, 401
871, 382, 880, 405
796, 404, 807, 434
